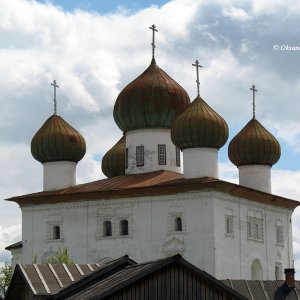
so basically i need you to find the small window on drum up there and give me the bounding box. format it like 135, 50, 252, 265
175, 217, 182, 232
158, 144, 166, 165
125, 148, 128, 169
176, 147, 181, 167
103, 221, 112, 237
53, 225, 61, 240
136, 146, 144, 167
120, 220, 129, 236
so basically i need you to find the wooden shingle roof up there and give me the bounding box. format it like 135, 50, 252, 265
5, 256, 135, 300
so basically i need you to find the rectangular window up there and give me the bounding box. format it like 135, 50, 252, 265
225, 216, 234, 236
176, 147, 180, 167
247, 217, 264, 241
136, 146, 144, 167
125, 148, 128, 169
158, 144, 166, 165
276, 226, 284, 245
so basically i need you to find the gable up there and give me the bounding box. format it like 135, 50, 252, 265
62, 257, 247, 300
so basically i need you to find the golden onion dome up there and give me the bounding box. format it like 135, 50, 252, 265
113, 58, 190, 132
228, 118, 281, 167
101, 136, 125, 178
171, 96, 229, 150
31, 115, 86, 163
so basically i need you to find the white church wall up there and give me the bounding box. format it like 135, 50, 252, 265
19, 190, 294, 280
213, 193, 293, 280
125, 129, 181, 174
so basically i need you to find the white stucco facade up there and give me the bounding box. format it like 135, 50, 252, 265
182, 148, 218, 178
239, 165, 271, 193
19, 190, 293, 280
125, 129, 181, 174
43, 161, 77, 191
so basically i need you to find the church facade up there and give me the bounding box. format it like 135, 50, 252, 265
6, 26, 299, 281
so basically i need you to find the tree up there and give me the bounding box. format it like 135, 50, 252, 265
47, 247, 74, 264
0, 263, 12, 296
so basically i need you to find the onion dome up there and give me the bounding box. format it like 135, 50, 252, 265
113, 58, 190, 132
101, 136, 125, 178
31, 115, 86, 163
171, 96, 229, 150
228, 118, 281, 167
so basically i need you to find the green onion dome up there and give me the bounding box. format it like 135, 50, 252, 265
171, 96, 229, 150
113, 58, 190, 132
228, 118, 281, 167
31, 115, 86, 163
101, 136, 125, 178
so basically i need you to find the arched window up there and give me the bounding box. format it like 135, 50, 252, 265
251, 259, 263, 280
103, 221, 112, 237
175, 217, 182, 232
53, 225, 60, 240
120, 220, 129, 236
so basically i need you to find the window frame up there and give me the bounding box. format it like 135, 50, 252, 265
158, 144, 166, 165
225, 215, 234, 236
136, 146, 144, 167
120, 219, 129, 236
176, 147, 181, 167
276, 225, 284, 246
247, 216, 264, 242
103, 220, 112, 237
174, 217, 183, 232
125, 148, 128, 169
53, 225, 61, 240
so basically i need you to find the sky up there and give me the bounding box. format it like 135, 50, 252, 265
1, 0, 300, 275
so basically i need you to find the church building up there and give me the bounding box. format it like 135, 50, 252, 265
6, 25, 299, 281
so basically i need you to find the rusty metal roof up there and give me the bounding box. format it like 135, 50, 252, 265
228, 118, 281, 167
31, 115, 86, 163
171, 96, 229, 150
101, 136, 125, 178
7, 171, 299, 209
113, 58, 190, 132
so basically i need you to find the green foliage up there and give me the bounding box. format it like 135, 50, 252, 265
32, 255, 38, 264
0, 263, 12, 296
47, 247, 74, 265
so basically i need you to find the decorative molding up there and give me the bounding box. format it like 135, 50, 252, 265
46, 214, 64, 243
162, 236, 185, 256
96, 210, 134, 240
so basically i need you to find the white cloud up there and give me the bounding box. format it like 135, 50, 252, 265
223, 7, 252, 21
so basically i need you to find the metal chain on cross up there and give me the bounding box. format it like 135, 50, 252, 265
51, 80, 59, 115
192, 60, 203, 97
149, 24, 158, 59
250, 84, 258, 119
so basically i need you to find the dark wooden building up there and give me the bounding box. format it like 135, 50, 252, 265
5, 254, 299, 299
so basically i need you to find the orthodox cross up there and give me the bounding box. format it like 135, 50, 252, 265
250, 84, 257, 118
192, 60, 203, 97
51, 80, 59, 115
149, 24, 158, 58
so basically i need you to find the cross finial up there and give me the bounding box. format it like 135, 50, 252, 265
51, 80, 59, 115
250, 84, 258, 118
149, 24, 158, 59
192, 60, 203, 97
